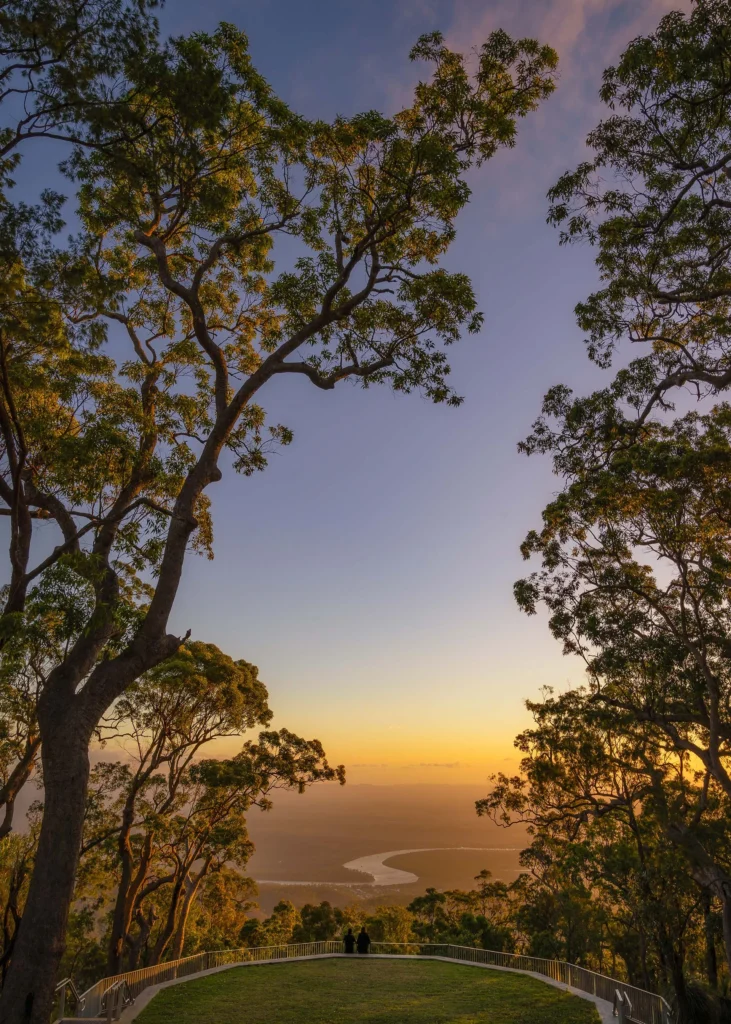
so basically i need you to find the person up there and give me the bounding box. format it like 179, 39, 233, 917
344, 928, 356, 954
356, 926, 371, 954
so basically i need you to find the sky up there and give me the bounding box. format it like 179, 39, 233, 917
147, 0, 696, 786
14, 0, 697, 788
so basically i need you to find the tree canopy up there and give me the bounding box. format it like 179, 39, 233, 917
0, 4, 558, 1019
507, 3, 731, 1018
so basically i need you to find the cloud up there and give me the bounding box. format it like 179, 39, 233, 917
442, 0, 695, 218
355, 0, 694, 227
351, 763, 391, 768
401, 761, 467, 769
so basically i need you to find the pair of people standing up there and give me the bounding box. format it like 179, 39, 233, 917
344, 927, 370, 954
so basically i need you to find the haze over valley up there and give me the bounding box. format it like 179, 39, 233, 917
246, 785, 526, 913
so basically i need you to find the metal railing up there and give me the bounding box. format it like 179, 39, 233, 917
615, 990, 639, 1024
74, 940, 672, 1024
77, 943, 338, 1017
371, 944, 671, 1024
54, 977, 85, 1020
100, 980, 134, 1022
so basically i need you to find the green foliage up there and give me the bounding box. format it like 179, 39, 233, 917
408, 881, 514, 953
0, 828, 35, 982
365, 905, 414, 944
240, 900, 301, 948
522, 0, 731, 473
291, 901, 344, 943
108, 641, 273, 744
513, 4, 731, 1010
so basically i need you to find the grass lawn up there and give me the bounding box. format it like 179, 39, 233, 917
135, 958, 601, 1024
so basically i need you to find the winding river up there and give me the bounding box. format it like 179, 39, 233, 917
255, 847, 520, 888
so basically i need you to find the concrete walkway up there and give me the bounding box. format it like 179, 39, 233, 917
116, 952, 614, 1024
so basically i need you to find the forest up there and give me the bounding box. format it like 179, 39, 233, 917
1, 2, 731, 1023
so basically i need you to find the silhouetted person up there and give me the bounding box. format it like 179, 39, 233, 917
344, 928, 356, 954
356, 926, 371, 954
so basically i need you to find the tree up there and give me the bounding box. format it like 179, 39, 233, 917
365, 905, 414, 944
408, 888, 446, 941
0, 0, 160, 169
92, 642, 271, 974
479, 689, 726, 1016
0, 15, 558, 1021
291, 902, 343, 943
537, 0, 731, 455
240, 900, 301, 948
182, 868, 257, 956
515, 406, 731, 981
473, 869, 511, 925
512, 1, 731, 1008
0, 830, 35, 987
84, 727, 344, 969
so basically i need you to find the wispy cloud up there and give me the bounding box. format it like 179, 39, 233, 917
443, 0, 694, 217
362, 0, 695, 223
402, 761, 467, 769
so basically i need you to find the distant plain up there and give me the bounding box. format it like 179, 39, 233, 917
245, 785, 527, 913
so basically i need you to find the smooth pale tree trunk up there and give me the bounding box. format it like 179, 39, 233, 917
170, 865, 209, 961
0, 716, 91, 1024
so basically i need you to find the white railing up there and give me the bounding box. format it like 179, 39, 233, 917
372, 944, 670, 1024
74, 940, 672, 1024
615, 989, 635, 1024
77, 942, 338, 1018
54, 977, 85, 1020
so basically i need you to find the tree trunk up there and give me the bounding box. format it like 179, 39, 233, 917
666, 821, 731, 977
702, 891, 718, 990
637, 926, 651, 991
656, 923, 689, 1024
127, 907, 157, 971
0, 855, 28, 986
668, 952, 691, 1024
109, 829, 154, 975
0, 721, 90, 1024
170, 865, 209, 961
108, 803, 138, 975
150, 876, 185, 966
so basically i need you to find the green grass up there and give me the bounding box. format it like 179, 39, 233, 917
136, 957, 601, 1024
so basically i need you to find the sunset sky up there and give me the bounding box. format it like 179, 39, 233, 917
127, 0, 694, 785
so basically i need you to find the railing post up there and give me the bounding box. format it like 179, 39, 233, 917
58, 986, 66, 1020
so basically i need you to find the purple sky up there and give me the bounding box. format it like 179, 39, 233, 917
152, 0, 697, 782
16, 0, 697, 783
154, 0, 694, 783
